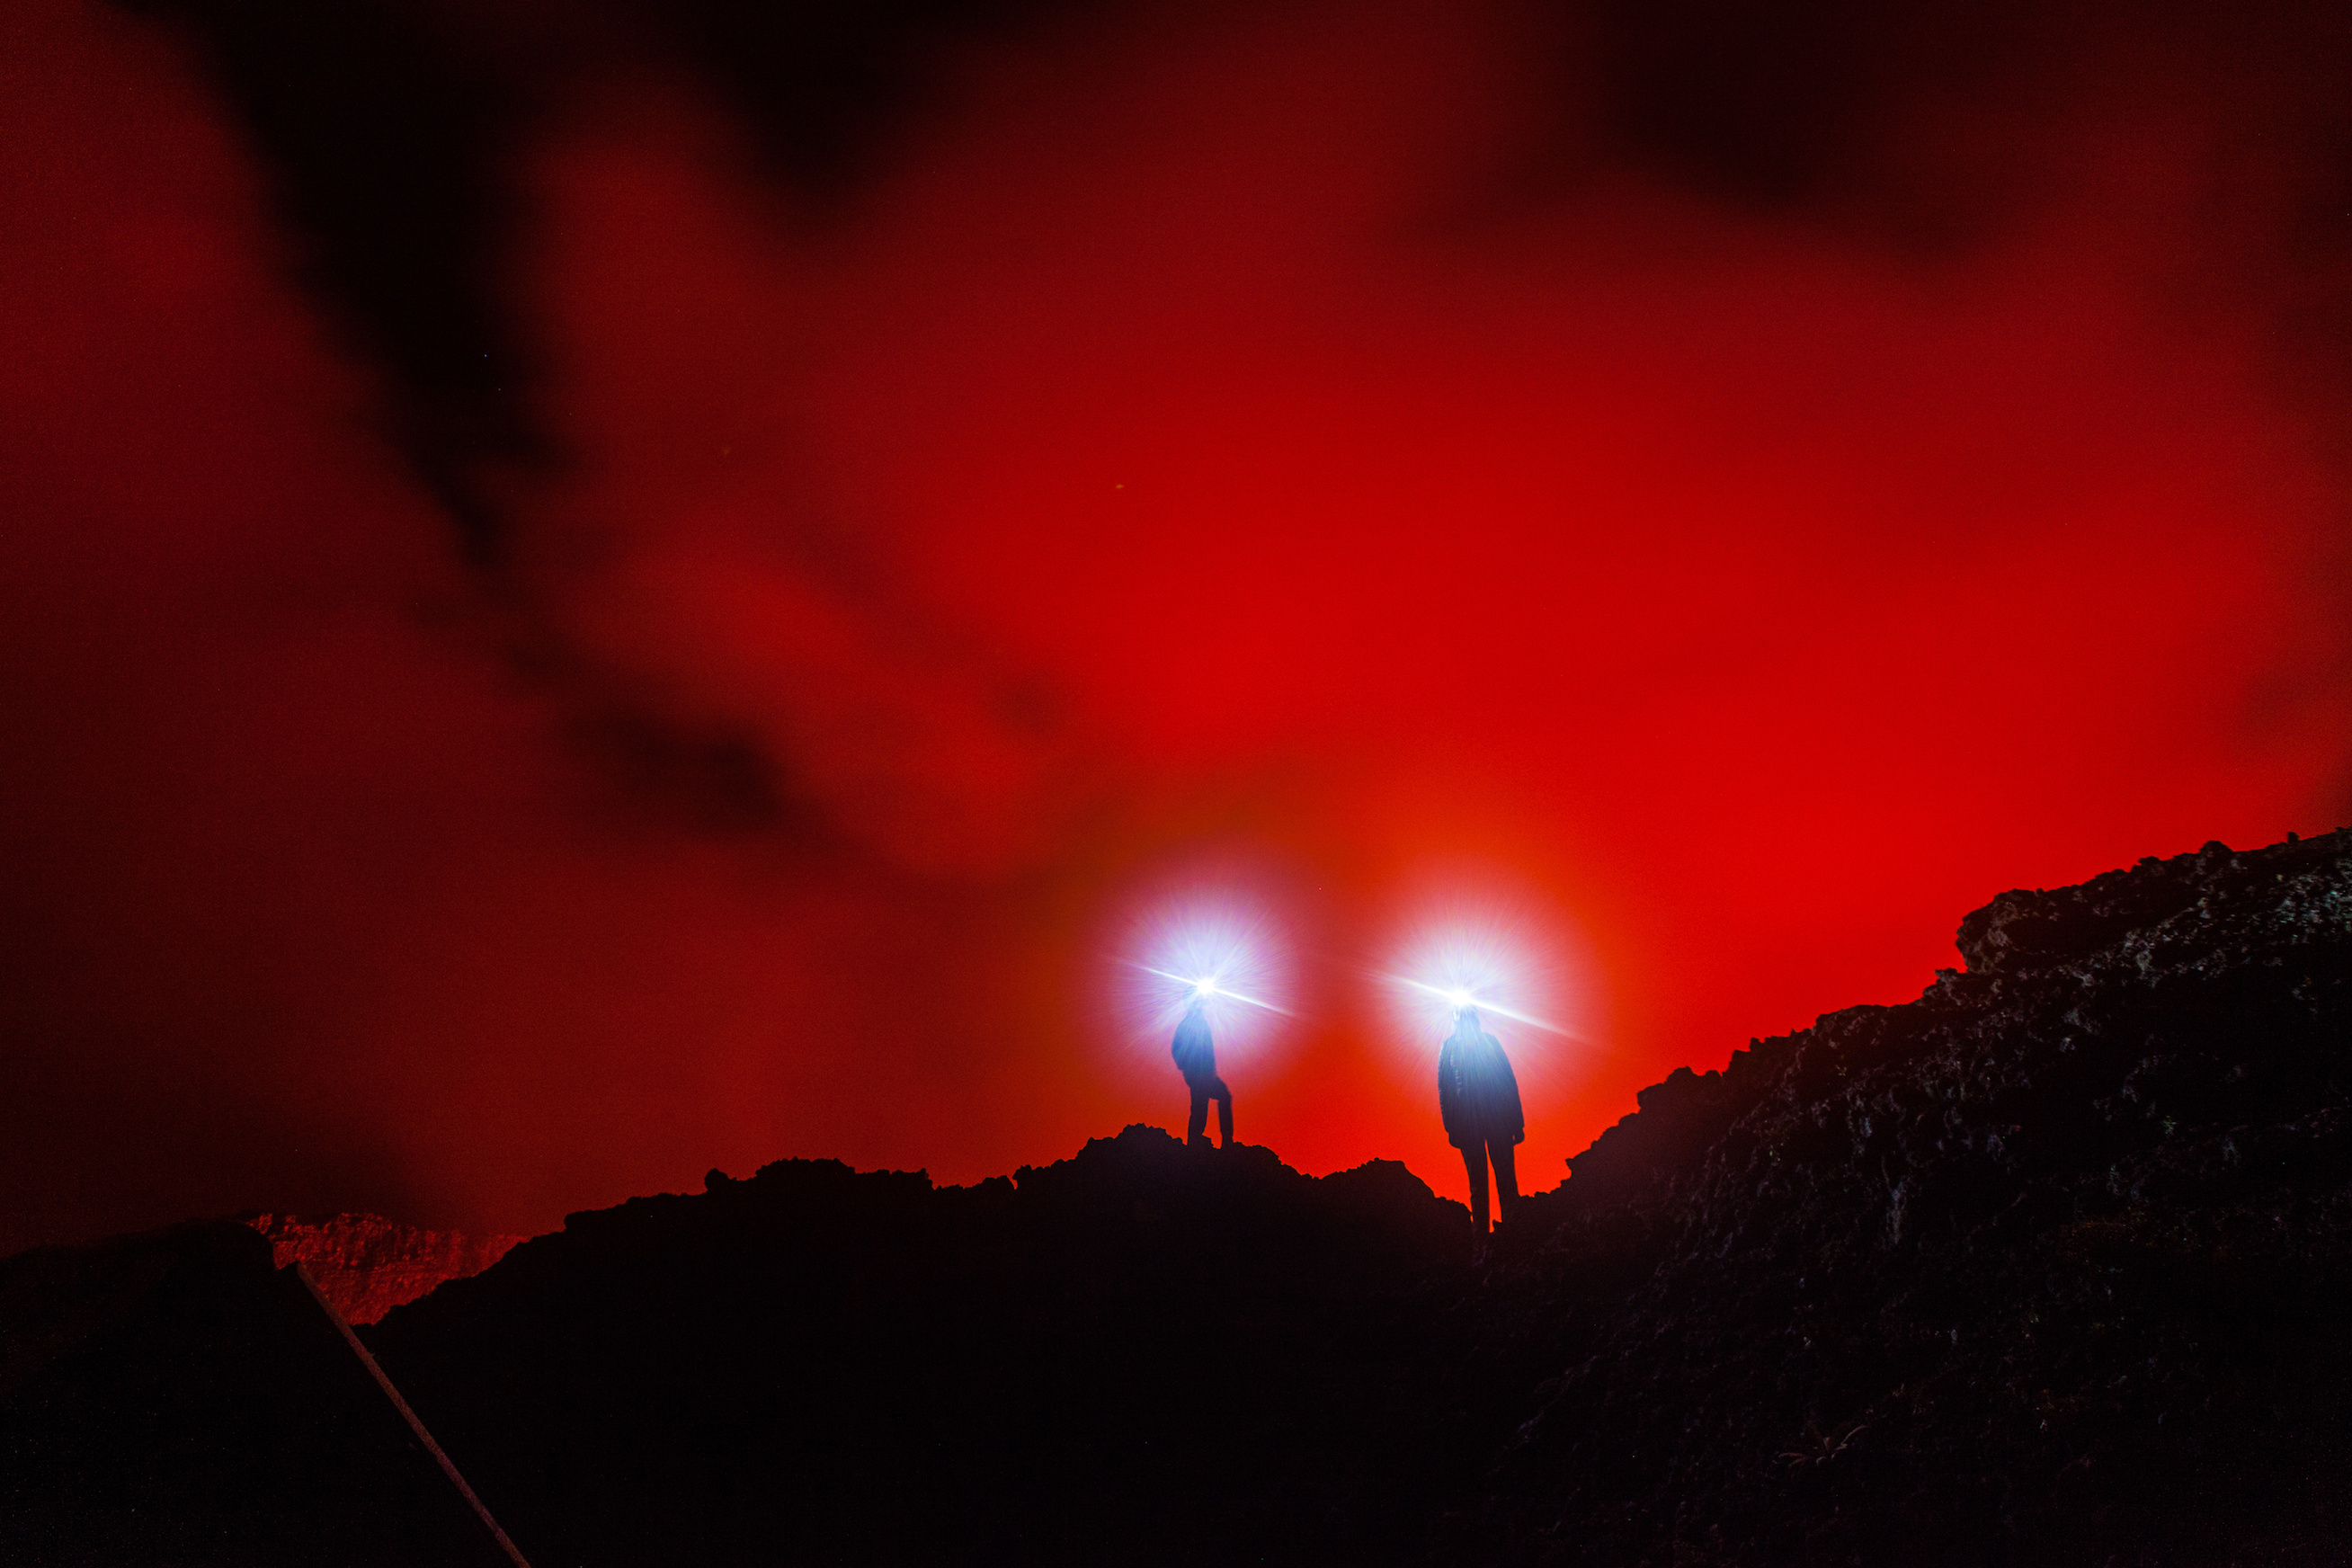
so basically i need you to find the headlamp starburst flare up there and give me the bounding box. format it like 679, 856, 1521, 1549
1385, 972, 1573, 1038
1126, 959, 1293, 1019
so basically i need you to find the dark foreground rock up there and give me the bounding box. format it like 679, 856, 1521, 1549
1453, 830, 2352, 1566
4, 828, 2346, 1564
0, 1220, 512, 1566
366, 1136, 1476, 1567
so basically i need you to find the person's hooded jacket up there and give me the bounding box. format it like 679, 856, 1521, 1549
1171, 1006, 1216, 1085
1437, 1018, 1523, 1149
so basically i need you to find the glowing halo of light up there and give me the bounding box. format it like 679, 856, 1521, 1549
1121, 960, 1292, 1020
1381, 972, 1574, 1038
1105, 888, 1299, 1067
1374, 880, 1596, 1093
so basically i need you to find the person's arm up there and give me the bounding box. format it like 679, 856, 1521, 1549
1496, 1038, 1526, 1144
1437, 1042, 1464, 1142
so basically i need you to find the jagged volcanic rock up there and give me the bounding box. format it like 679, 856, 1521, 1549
365, 1135, 1476, 1567
1448, 830, 2352, 1566
245, 1212, 528, 1325
6, 829, 2345, 1565
0, 1220, 514, 1566
364, 828, 2352, 1566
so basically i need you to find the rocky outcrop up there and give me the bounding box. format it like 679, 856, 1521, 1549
0, 1221, 512, 1566
245, 1212, 527, 1324
1451, 828, 2352, 1565
364, 1132, 1475, 1568
8, 828, 2345, 1565
355, 829, 2348, 1565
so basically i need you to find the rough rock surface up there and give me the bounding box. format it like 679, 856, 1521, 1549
367, 1134, 1477, 1567
1448, 829, 2352, 1565
245, 1211, 527, 1324
365, 828, 2350, 1567
6, 828, 2346, 1565
0, 1220, 512, 1565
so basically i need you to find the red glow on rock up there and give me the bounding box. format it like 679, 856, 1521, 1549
247, 1213, 530, 1326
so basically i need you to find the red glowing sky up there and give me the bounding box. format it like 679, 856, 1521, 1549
3, 0, 2347, 1251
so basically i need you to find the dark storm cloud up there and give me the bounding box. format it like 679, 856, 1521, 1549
122, 0, 2352, 848
122, 0, 1087, 837
124, 0, 1056, 561
121, 0, 535, 560
143, 0, 2352, 512
1589, 0, 2352, 240
638, 0, 1070, 199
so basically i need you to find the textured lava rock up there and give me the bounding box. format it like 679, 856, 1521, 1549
1447, 828, 2352, 1566
360, 828, 2350, 1567
0, 1220, 513, 1566
366, 1132, 1476, 1567
11, 828, 2345, 1565
245, 1212, 528, 1324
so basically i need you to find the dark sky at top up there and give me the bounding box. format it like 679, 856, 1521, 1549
3, 0, 2348, 1251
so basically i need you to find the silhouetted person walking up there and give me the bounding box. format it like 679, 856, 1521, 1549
1439, 1005, 1522, 1244
1172, 998, 1234, 1148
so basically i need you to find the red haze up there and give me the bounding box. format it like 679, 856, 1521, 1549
1, 0, 2346, 1251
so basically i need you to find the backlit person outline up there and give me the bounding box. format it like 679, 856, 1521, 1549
1171, 996, 1234, 1149
1439, 1004, 1523, 1245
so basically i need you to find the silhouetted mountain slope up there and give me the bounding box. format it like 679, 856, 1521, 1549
1451, 830, 2352, 1565
366, 1138, 1477, 1567
4, 829, 2345, 1564
365, 829, 2349, 1567
0, 1221, 512, 1566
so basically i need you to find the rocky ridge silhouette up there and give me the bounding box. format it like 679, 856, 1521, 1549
245, 1212, 527, 1324
365, 1134, 1477, 1566
3, 828, 2345, 1565
0, 1220, 512, 1565
1453, 829, 2352, 1564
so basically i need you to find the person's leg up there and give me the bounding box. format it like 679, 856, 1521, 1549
1459, 1142, 1489, 1234
1211, 1077, 1234, 1147
1491, 1140, 1519, 1226
1187, 1082, 1209, 1145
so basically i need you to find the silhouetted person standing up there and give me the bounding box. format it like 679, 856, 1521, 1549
1439, 1005, 1522, 1243
1172, 998, 1234, 1148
